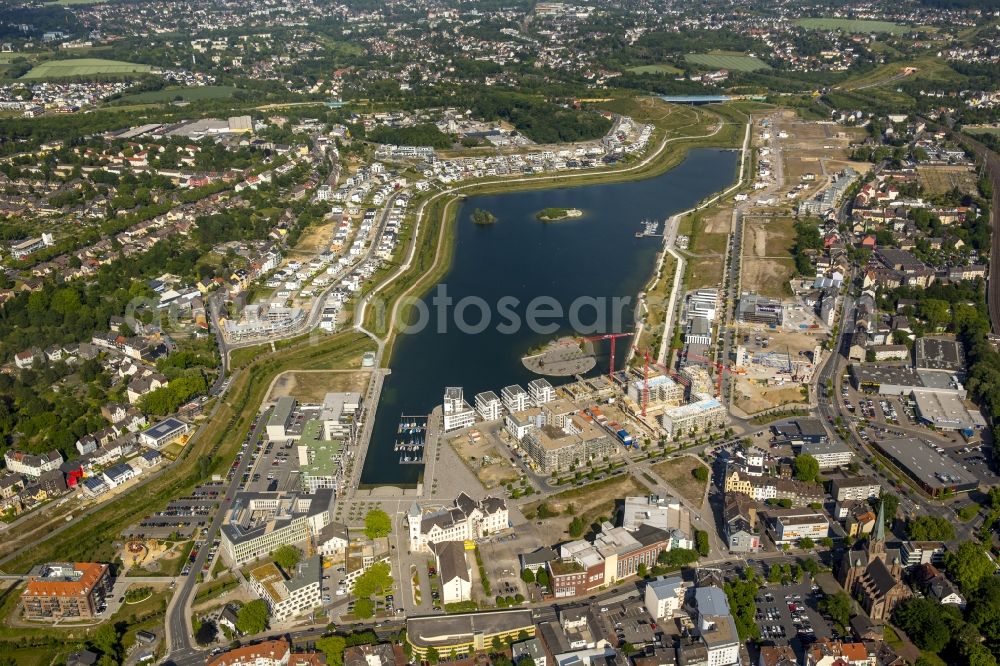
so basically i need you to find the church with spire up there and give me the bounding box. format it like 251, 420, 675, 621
835, 501, 911, 623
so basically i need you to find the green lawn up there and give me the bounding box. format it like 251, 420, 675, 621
46, 0, 109, 5
628, 63, 683, 75
22, 58, 151, 79
795, 18, 909, 34
686, 52, 770, 72
116, 85, 241, 103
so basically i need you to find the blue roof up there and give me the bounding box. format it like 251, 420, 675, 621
143, 417, 186, 438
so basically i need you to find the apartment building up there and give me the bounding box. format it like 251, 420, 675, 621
443, 387, 476, 432
528, 378, 555, 405
660, 395, 727, 441
22, 562, 112, 620
475, 391, 502, 421
521, 415, 616, 474
501, 384, 531, 412
246, 556, 322, 622
4, 449, 63, 478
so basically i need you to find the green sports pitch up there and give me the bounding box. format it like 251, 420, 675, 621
685, 53, 770, 72
21, 58, 151, 79
795, 18, 909, 34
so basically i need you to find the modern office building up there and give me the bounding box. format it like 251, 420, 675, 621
736, 294, 783, 326
406, 610, 535, 660
221, 490, 334, 565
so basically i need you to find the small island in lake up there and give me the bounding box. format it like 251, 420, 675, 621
472, 208, 497, 225
536, 207, 583, 221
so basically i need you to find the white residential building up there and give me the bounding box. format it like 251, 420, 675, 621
246, 556, 322, 622
501, 384, 530, 412
645, 575, 689, 621
443, 387, 476, 432
475, 391, 502, 421
528, 378, 555, 405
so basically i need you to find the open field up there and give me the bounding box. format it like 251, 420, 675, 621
117, 85, 241, 103
686, 52, 770, 72
742, 216, 797, 297
287, 219, 335, 260
795, 18, 908, 34
651, 457, 709, 503
680, 206, 732, 289
628, 63, 683, 75
964, 125, 1000, 136
46, 0, 108, 4
917, 164, 979, 196
522, 474, 650, 539
267, 369, 372, 403
840, 57, 962, 92
22, 58, 151, 79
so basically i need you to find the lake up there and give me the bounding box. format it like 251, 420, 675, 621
360, 148, 739, 486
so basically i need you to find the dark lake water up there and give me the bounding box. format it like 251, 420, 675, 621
360, 148, 739, 486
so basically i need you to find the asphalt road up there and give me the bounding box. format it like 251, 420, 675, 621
164, 408, 271, 662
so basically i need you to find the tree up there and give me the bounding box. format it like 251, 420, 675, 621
695, 530, 709, 557
426, 646, 440, 664
273, 545, 301, 572
364, 509, 392, 540
316, 636, 347, 666
92, 622, 123, 663
637, 563, 648, 578
878, 494, 899, 528
354, 598, 374, 619
906, 515, 955, 541
893, 597, 956, 652
794, 454, 820, 483
492, 636, 504, 653
799, 537, 815, 549
520, 569, 535, 584
353, 562, 394, 598
945, 541, 994, 594
692, 466, 708, 482
569, 516, 585, 537
236, 599, 269, 635
968, 576, 1000, 642
820, 592, 853, 631
724, 577, 760, 641
535, 568, 550, 590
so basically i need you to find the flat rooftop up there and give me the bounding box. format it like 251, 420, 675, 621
407, 610, 534, 648
912, 390, 986, 430
875, 437, 978, 491
533, 416, 606, 451
915, 337, 964, 372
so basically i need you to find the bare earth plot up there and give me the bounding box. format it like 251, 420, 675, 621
775, 112, 868, 199
267, 370, 371, 403
734, 380, 808, 415
741, 216, 797, 297
287, 220, 336, 260
651, 457, 709, 503
448, 432, 521, 491
917, 165, 978, 197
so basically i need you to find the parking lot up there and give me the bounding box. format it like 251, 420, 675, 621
754, 579, 835, 649
244, 437, 301, 493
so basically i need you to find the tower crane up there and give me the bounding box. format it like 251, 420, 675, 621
582, 332, 633, 382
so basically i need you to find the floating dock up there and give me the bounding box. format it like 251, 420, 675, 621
636, 218, 662, 237
394, 415, 428, 464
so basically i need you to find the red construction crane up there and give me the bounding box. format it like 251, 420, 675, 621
582, 332, 633, 382
642, 349, 650, 416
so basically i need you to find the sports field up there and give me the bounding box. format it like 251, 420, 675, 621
795, 18, 908, 34
628, 63, 683, 75
685, 52, 770, 72
117, 85, 241, 103
22, 58, 151, 79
